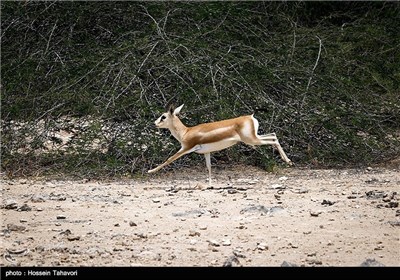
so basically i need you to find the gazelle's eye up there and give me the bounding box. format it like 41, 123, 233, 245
161, 115, 166, 121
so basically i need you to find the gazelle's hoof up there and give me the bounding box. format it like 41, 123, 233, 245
194, 183, 207, 190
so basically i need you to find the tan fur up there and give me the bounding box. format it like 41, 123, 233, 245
149, 104, 292, 185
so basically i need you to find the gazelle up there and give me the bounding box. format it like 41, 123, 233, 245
148, 104, 292, 185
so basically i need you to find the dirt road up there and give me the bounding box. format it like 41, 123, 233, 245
1, 165, 399, 267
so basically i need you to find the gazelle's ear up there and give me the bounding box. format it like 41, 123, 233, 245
168, 104, 175, 115
173, 104, 184, 115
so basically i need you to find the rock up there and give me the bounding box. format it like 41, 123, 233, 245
310, 210, 322, 217
233, 249, 246, 259
7, 224, 26, 232
256, 242, 268, 250
56, 215, 66, 220
137, 251, 161, 261
189, 239, 197, 245
306, 258, 322, 265
222, 239, 231, 246
385, 202, 398, 208
129, 221, 137, 227
240, 205, 284, 215
281, 261, 298, 267
388, 221, 400, 227
172, 209, 207, 218
321, 199, 335, 206
189, 230, 200, 237
223, 255, 240, 267
67, 236, 81, 241
227, 189, 238, 194
31, 195, 46, 203
49, 193, 66, 201
3, 199, 18, 210
60, 229, 72, 235
360, 258, 385, 267
270, 184, 285, 190
208, 239, 220, 247
18, 204, 32, 211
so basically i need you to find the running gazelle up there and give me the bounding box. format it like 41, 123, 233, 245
148, 104, 292, 185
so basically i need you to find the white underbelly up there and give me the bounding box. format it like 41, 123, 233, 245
194, 139, 238, 154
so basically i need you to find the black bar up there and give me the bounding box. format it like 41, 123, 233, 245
1, 266, 397, 279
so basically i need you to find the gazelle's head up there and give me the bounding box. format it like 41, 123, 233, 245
154, 104, 184, 128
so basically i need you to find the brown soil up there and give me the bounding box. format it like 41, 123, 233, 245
1, 164, 399, 267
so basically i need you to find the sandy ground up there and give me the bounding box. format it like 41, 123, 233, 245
1, 164, 399, 267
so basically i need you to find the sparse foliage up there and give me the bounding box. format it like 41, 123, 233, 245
1, 1, 399, 177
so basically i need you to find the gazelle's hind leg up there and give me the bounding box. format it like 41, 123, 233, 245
259, 133, 276, 140
256, 135, 292, 165
270, 139, 292, 165
243, 116, 292, 165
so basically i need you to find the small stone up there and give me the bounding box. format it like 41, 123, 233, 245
307, 258, 322, 265
18, 204, 32, 211
227, 189, 238, 194
360, 258, 385, 267
223, 256, 240, 267
222, 239, 231, 246
7, 224, 26, 232
310, 210, 322, 217
189, 239, 197, 245
257, 242, 268, 250
152, 198, 160, 203
189, 230, 200, 237
31, 195, 46, 203
67, 236, 80, 241
321, 199, 335, 206
208, 240, 220, 247
129, 221, 137, 227
271, 184, 284, 190
56, 215, 66, 219
281, 261, 298, 267
4, 200, 18, 209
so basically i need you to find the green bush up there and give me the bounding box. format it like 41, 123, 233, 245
1, 1, 399, 177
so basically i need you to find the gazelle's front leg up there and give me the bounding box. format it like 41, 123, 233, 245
204, 153, 212, 186
148, 146, 196, 173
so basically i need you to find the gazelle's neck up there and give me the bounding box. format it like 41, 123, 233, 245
169, 117, 188, 142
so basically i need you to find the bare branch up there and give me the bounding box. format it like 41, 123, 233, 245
306, 36, 322, 92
